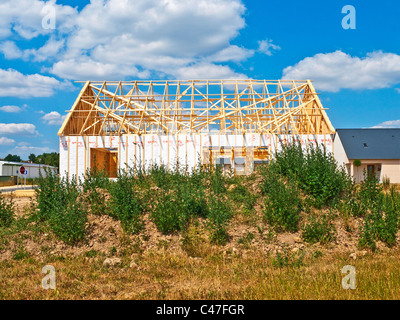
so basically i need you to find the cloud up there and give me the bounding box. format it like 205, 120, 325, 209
48, 0, 249, 80
0, 105, 22, 113
0, 0, 77, 40
0, 0, 274, 81
50, 57, 150, 81
0, 68, 61, 97
282, 50, 400, 92
0, 41, 23, 59
41, 111, 66, 126
0, 137, 15, 145
257, 39, 281, 56
371, 120, 400, 128
172, 62, 248, 80
0, 123, 38, 135
207, 45, 254, 63
23, 38, 65, 62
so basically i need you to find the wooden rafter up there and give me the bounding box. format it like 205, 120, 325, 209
58, 80, 335, 136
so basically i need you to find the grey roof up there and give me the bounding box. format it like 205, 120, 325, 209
336, 128, 400, 160
0, 161, 57, 169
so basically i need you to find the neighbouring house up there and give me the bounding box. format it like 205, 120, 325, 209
0, 161, 58, 186
334, 128, 400, 183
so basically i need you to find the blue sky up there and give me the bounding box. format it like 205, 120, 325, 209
1, 0, 400, 160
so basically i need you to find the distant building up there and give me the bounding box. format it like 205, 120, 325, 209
0, 161, 58, 181
334, 128, 400, 183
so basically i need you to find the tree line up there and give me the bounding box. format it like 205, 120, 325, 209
1, 152, 59, 168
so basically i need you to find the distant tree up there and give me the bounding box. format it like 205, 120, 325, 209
29, 153, 36, 163
35, 152, 59, 168
4, 154, 22, 162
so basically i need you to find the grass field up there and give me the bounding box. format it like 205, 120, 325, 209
1, 233, 400, 299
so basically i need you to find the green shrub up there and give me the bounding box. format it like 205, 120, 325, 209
35, 170, 87, 245
359, 188, 400, 249
358, 172, 382, 211
50, 198, 87, 244
109, 171, 144, 234
149, 165, 209, 234
262, 167, 302, 232
302, 212, 336, 244
273, 141, 351, 208
0, 194, 14, 227
338, 184, 364, 217
208, 166, 227, 195
152, 193, 182, 233
81, 169, 110, 216
207, 196, 232, 245
229, 184, 257, 213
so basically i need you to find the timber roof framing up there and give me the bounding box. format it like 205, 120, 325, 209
58, 79, 335, 136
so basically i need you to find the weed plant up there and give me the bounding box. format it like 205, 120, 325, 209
262, 166, 302, 232
35, 169, 87, 244
108, 170, 144, 234
302, 212, 336, 244
0, 193, 14, 228
273, 141, 351, 208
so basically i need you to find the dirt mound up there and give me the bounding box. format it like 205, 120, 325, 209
1, 196, 394, 264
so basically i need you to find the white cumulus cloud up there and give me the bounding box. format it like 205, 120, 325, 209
282, 50, 400, 92
0, 68, 61, 97
0, 0, 77, 40
0, 137, 15, 145
371, 120, 400, 128
49, 0, 249, 80
0, 123, 38, 135
41, 111, 66, 126
257, 39, 281, 56
0, 105, 22, 113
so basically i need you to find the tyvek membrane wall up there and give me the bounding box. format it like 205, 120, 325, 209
59, 134, 333, 179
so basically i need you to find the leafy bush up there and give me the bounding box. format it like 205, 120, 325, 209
207, 195, 232, 245
262, 167, 302, 232
0, 193, 14, 227
35, 169, 87, 245
208, 166, 227, 195
358, 172, 382, 211
229, 184, 257, 213
359, 187, 400, 249
302, 212, 336, 244
273, 141, 351, 208
150, 170, 209, 234
152, 193, 182, 233
338, 184, 364, 217
81, 169, 110, 216
109, 170, 144, 234
50, 195, 87, 244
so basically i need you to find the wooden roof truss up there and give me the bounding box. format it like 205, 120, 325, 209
58, 79, 335, 136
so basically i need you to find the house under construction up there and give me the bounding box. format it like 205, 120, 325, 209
58, 79, 335, 178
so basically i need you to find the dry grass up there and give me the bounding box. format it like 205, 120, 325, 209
1, 245, 400, 300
